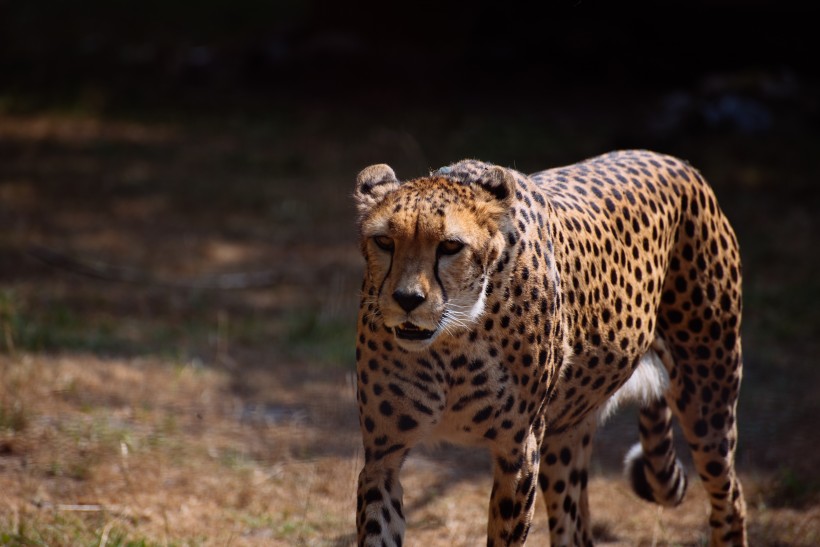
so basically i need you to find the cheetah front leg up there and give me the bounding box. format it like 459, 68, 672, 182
538, 413, 597, 547
486, 429, 541, 546
356, 455, 406, 547
355, 362, 441, 546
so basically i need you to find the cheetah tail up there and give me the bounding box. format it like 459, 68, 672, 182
624, 398, 688, 507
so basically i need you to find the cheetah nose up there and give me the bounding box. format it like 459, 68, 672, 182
392, 289, 426, 312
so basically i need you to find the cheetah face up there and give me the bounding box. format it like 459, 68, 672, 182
354, 163, 514, 351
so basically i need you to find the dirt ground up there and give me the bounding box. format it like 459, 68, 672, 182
1, 102, 819, 545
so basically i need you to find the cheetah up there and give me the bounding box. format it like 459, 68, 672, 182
353, 150, 746, 546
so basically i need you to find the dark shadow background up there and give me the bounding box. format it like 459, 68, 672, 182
2, 0, 819, 517
4, 4, 819, 111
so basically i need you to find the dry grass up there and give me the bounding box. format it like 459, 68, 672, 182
2, 352, 818, 546
0, 351, 355, 546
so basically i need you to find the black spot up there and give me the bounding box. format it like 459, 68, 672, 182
538, 472, 549, 491
391, 497, 404, 519
694, 419, 708, 437
651, 438, 672, 458
629, 455, 656, 503
364, 487, 381, 503
702, 385, 713, 403
451, 355, 468, 369
379, 401, 393, 416
499, 497, 515, 520
512, 522, 527, 541
560, 447, 572, 465
723, 332, 737, 351
706, 461, 724, 477
397, 414, 418, 431
497, 454, 524, 473
472, 405, 493, 423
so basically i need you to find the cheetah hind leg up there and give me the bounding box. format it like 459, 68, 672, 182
605, 342, 689, 507
624, 397, 689, 507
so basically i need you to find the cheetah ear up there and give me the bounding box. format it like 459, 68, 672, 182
476, 166, 516, 207
354, 163, 401, 215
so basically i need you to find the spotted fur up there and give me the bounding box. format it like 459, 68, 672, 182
353, 150, 747, 546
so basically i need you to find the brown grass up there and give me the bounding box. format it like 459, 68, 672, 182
1, 352, 818, 546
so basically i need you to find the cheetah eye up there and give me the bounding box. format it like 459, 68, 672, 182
373, 235, 395, 252
437, 239, 465, 256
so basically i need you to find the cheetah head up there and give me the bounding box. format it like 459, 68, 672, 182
354, 161, 515, 351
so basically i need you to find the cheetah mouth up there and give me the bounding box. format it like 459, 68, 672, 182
394, 322, 436, 341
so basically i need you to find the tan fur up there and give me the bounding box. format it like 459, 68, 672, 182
354, 151, 747, 546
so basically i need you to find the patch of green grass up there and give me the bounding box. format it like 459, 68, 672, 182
0, 521, 176, 547
0, 291, 127, 354
282, 310, 356, 367
271, 513, 318, 542
0, 289, 269, 359
0, 290, 20, 354
217, 447, 254, 471
764, 467, 820, 509
0, 400, 28, 433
